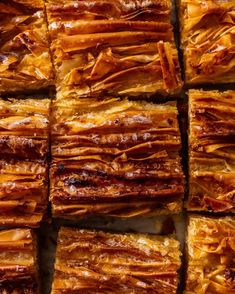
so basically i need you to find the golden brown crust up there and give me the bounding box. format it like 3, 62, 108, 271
0, 0, 54, 93
0, 228, 38, 293
46, 0, 183, 98
180, 0, 235, 84
185, 215, 235, 293
52, 227, 181, 293
50, 98, 184, 219
188, 89, 235, 212
0, 98, 50, 159
0, 160, 48, 227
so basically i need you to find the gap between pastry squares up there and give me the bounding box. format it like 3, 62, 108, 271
0, 0, 234, 294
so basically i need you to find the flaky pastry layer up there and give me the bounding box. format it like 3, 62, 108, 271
180, 0, 235, 84
0, 98, 50, 159
0, 0, 54, 93
50, 98, 184, 218
52, 227, 181, 293
0, 160, 48, 227
0, 228, 38, 293
188, 89, 235, 212
185, 215, 235, 293
46, 0, 182, 98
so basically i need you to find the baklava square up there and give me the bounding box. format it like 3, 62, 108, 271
0, 98, 51, 160
185, 215, 235, 293
46, 0, 183, 98
180, 0, 235, 85
0, 228, 39, 293
0, 0, 54, 94
0, 160, 48, 227
50, 98, 184, 219
52, 227, 181, 293
188, 89, 235, 212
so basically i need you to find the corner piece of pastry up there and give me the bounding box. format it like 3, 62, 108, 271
46, 0, 183, 98
188, 89, 235, 213
180, 0, 235, 85
185, 215, 235, 293
50, 98, 184, 219
0, 160, 48, 227
51, 227, 181, 293
0, 0, 54, 94
0, 228, 39, 293
0, 98, 51, 159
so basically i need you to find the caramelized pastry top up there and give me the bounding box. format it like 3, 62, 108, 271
186, 215, 235, 293
52, 227, 181, 294
0, 0, 54, 93
181, 0, 235, 84
50, 98, 184, 218
188, 89, 235, 212
0, 98, 50, 159
0, 228, 38, 293
46, 0, 182, 98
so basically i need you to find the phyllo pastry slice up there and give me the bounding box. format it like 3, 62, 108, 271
0, 228, 39, 293
50, 98, 185, 219
52, 227, 181, 293
188, 89, 235, 213
180, 0, 235, 85
46, 0, 182, 98
0, 0, 54, 94
185, 215, 235, 293
0, 98, 50, 160
0, 160, 48, 227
